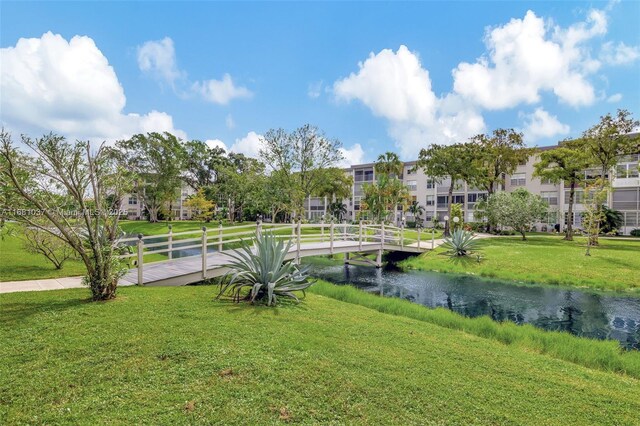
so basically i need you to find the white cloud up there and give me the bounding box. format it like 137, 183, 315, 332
334, 46, 484, 158
137, 37, 252, 105
338, 143, 365, 167
225, 114, 235, 129
137, 37, 183, 86
607, 93, 623, 103
308, 80, 323, 99
205, 139, 228, 151
1, 32, 185, 142
452, 9, 607, 109
192, 73, 253, 105
521, 108, 570, 142
229, 131, 264, 157
335, 46, 437, 124
600, 41, 640, 65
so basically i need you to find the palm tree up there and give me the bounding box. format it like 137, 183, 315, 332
328, 202, 347, 222
375, 152, 403, 178
408, 200, 425, 225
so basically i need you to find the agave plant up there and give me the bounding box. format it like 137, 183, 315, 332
442, 229, 479, 257
217, 232, 314, 306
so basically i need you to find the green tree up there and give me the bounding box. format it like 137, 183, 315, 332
328, 201, 347, 222
581, 109, 640, 244
417, 143, 477, 236
259, 124, 344, 216
375, 152, 403, 177
361, 152, 410, 223
408, 200, 425, 224
468, 129, 533, 231
533, 145, 591, 241
214, 153, 267, 222
469, 129, 532, 194
481, 188, 547, 240
184, 188, 215, 222
183, 140, 227, 191
0, 130, 133, 300
117, 132, 186, 222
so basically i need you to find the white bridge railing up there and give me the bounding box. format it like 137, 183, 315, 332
118, 220, 435, 285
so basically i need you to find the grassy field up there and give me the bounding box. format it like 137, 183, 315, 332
0, 231, 86, 281
402, 235, 640, 292
1, 284, 639, 425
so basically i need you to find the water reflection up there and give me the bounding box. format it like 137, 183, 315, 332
307, 260, 640, 350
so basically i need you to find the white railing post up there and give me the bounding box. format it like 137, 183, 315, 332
201, 226, 207, 279
417, 226, 421, 249
296, 218, 301, 264
342, 220, 347, 241
401, 221, 405, 248
381, 222, 385, 249
292, 219, 296, 237
358, 220, 363, 250
321, 217, 325, 242
330, 219, 334, 254
137, 234, 144, 286
168, 224, 173, 260
218, 221, 223, 252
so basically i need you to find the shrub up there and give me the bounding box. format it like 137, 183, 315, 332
442, 229, 479, 257
630, 229, 640, 237
217, 232, 314, 306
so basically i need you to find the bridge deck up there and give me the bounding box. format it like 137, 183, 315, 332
119, 240, 427, 287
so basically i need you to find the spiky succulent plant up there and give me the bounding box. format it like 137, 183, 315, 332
217, 232, 314, 306
442, 229, 479, 257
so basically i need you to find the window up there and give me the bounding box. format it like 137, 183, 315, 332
510, 173, 526, 186
406, 180, 417, 191
452, 195, 465, 205
564, 190, 584, 204
612, 189, 639, 211
467, 193, 486, 204
128, 197, 137, 205
437, 196, 448, 208
541, 191, 558, 205
616, 163, 640, 179
364, 170, 374, 181
426, 195, 434, 206
540, 178, 553, 185
426, 179, 435, 189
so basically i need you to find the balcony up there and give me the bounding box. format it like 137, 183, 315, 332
612, 177, 640, 188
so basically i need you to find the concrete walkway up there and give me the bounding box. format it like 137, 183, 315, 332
0, 277, 135, 294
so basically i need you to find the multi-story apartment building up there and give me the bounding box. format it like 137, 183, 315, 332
304, 140, 640, 235
122, 184, 198, 221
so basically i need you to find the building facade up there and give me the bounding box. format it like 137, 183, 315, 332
304, 144, 640, 236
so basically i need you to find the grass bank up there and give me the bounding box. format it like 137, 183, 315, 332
1, 285, 639, 424
402, 235, 640, 292
310, 281, 640, 379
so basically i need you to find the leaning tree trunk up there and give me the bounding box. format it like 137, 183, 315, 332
565, 180, 576, 241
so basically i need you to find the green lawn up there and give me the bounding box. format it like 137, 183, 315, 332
402, 235, 640, 292
1, 285, 639, 424
0, 232, 86, 281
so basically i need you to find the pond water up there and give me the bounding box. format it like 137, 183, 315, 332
304, 259, 640, 350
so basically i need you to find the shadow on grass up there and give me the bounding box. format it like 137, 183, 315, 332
0, 297, 91, 324
211, 291, 311, 315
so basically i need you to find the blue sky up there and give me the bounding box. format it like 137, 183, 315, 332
1, 1, 639, 163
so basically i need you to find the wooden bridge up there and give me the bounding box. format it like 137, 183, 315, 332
118, 221, 435, 287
